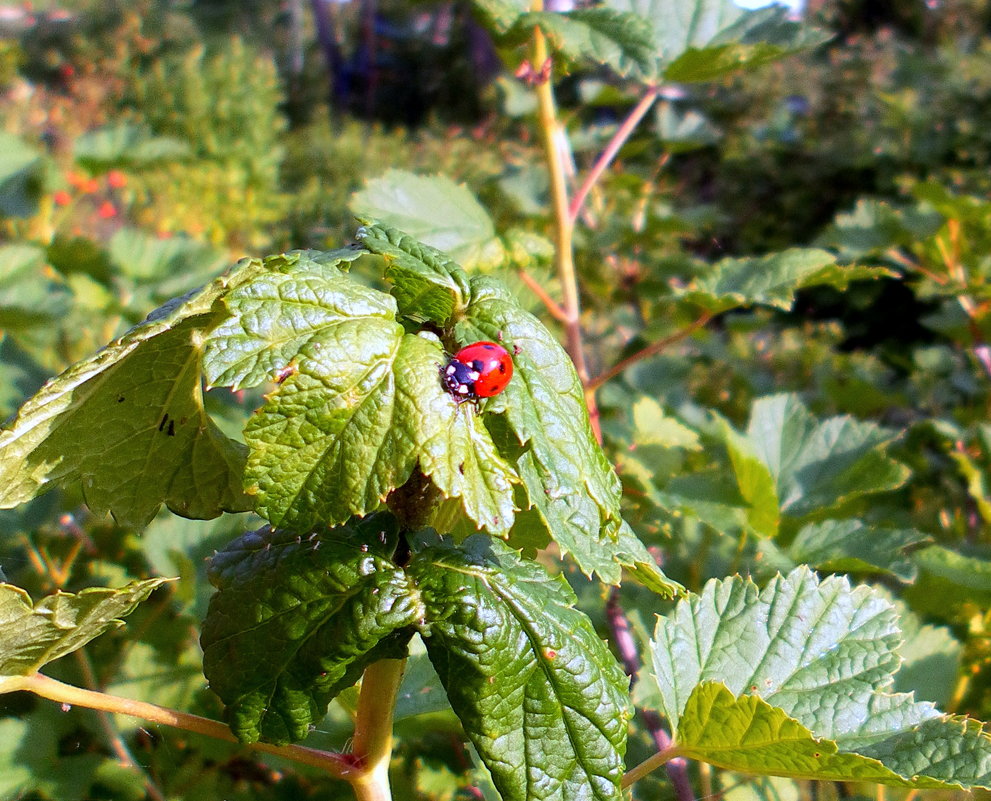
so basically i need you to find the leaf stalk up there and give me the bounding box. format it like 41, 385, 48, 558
350, 658, 407, 801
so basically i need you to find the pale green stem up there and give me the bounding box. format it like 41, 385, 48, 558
623, 744, 686, 788
9, 672, 358, 779
350, 659, 407, 801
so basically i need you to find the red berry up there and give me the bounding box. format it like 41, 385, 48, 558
52, 190, 72, 206
442, 341, 514, 401
97, 201, 117, 218
106, 169, 127, 189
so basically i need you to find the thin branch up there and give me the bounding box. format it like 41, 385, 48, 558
74, 650, 167, 801
14, 672, 359, 780
530, 16, 600, 440
588, 311, 713, 391
518, 269, 568, 322
569, 86, 660, 225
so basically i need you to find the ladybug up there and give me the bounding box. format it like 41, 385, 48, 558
442, 341, 514, 401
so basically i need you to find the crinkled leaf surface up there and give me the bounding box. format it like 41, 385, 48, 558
409, 537, 631, 801
353, 174, 503, 272
673, 249, 892, 313
200, 515, 420, 744
605, 0, 828, 81
512, 8, 657, 78
241, 324, 514, 533
357, 220, 471, 326
0, 579, 170, 683
203, 250, 377, 391
458, 276, 677, 593
205, 242, 515, 535
789, 520, 930, 582
0, 265, 261, 527
645, 568, 991, 788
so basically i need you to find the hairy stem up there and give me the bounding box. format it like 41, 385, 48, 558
350, 658, 407, 801
10, 672, 358, 779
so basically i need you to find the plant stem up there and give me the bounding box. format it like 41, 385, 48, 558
350, 659, 406, 801
11, 672, 358, 779
530, 16, 598, 433
587, 311, 714, 391
73, 650, 167, 801
623, 744, 685, 788
569, 86, 660, 225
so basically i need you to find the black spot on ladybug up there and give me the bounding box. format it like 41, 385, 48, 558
498, 363, 506, 373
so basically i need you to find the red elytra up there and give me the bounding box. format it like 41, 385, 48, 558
442, 341, 514, 399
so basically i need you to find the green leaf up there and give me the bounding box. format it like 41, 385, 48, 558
0, 265, 261, 527
353, 173, 503, 271
719, 416, 780, 537
200, 516, 420, 744
0, 132, 44, 218
0, 244, 71, 331
674, 249, 892, 313
203, 250, 393, 391
789, 520, 930, 582
0, 579, 171, 681
905, 546, 991, 619
73, 123, 191, 167
890, 600, 961, 709
459, 277, 676, 589
357, 220, 471, 326
513, 8, 657, 78
606, 0, 829, 81
471, 0, 529, 34
646, 569, 991, 788
745, 394, 911, 518
409, 537, 631, 801
816, 198, 943, 260
108, 228, 227, 297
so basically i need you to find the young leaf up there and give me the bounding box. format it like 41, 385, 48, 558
673, 249, 892, 313
200, 516, 420, 745
357, 221, 471, 326
352, 173, 503, 270
0, 579, 171, 684
409, 537, 631, 801
0, 264, 263, 527
644, 569, 991, 788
